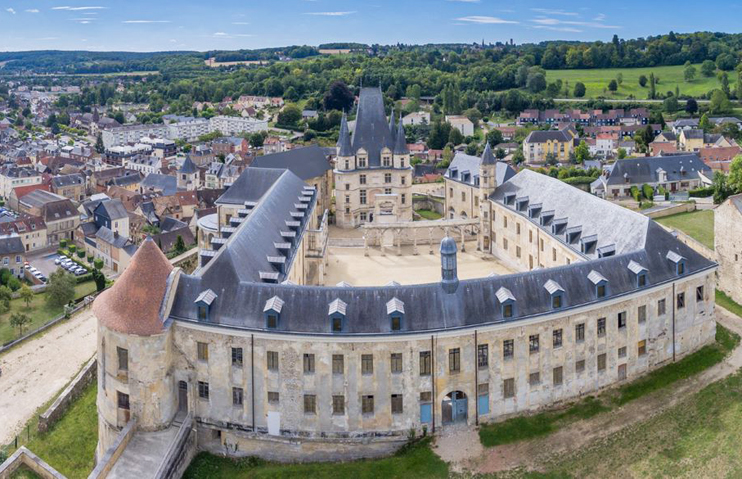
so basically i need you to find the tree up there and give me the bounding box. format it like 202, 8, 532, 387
574, 141, 591, 164
92, 269, 106, 292
46, 270, 76, 308
277, 104, 302, 126
617, 147, 627, 159
526, 72, 546, 93
608, 79, 618, 92
713, 171, 732, 204
709, 90, 733, 115
249, 132, 264, 148
701, 60, 716, 77
303, 129, 317, 142
20, 284, 34, 307
94, 133, 104, 154
699, 113, 713, 132
573, 82, 586, 98
486, 129, 503, 148
685, 98, 698, 115
638, 75, 648, 87
173, 235, 186, 255
720, 72, 731, 97
663, 96, 679, 113
0, 285, 10, 312
684, 64, 696, 82
323, 80, 354, 112
616, 73, 623, 86
729, 155, 742, 194
427, 120, 452, 150
512, 149, 525, 165
10, 313, 30, 336
648, 73, 656, 99
716, 53, 737, 71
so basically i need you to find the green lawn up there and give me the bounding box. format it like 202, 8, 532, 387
479, 324, 738, 448
183, 437, 448, 479
0, 282, 98, 345
415, 209, 443, 220
546, 63, 740, 99
656, 209, 715, 250
10, 382, 98, 479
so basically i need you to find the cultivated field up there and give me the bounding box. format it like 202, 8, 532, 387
546, 64, 740, 100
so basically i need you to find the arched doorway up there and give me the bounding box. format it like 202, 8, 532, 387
442, 391, 468, 424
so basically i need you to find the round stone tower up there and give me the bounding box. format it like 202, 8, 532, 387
440, 236, 459, 294
92, 238, 178, 459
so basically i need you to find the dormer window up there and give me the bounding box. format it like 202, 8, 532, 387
540, 210, 555, 226
386, 297, 405, 331
588, 270, 608, 299
566, 226, 582, 244
580, 234, 598, 255
551, 218, 568, 236
263, 296, 284, 329
544, 280, 565, 310
628, 260, 648, 288
516, 197, 529, 212
194, 289, 217, 322
528, 203, 542, 219
329, 298, 347, 333
496, 287, 515, 319
666, 251, 686, 276
503, 193, 516, 206
597, 244, 616, 258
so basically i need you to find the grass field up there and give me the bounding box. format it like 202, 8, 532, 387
546, 64, 740, 100
656, 209, 715, 250
479, 324, 738, 448
415, 209, 443, 220
183, 437, 448, 479
0, 281, 97, 345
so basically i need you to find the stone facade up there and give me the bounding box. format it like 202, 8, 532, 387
715, 195, 742, 305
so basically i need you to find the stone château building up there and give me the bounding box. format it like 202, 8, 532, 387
93, 153, 717, 465
334, 87, 413, 228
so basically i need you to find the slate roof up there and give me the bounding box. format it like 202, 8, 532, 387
95, 226, 130, 249
445, 151, 515, 187
179, 156, 197, 174
250, 145, 331, 181
167, 169, 714, 336
606, 154, 711, 186
0, 235, 24, 256
215, 167, 286, 206
95, 198, 128, 221
141, 174, 177, 196
525, 129, 572, 143
350, 87, 394, 166
51, 173, 85, 188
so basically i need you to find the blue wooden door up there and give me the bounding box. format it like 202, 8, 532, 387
420, 403, 432, 423
478, 393, 489, 415
452, 392, 467, 422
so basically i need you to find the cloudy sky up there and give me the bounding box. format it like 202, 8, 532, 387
0, 0, 740, 52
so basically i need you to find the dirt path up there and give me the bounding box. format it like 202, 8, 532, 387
0, 308, 97, 446
434, 309, 742, 474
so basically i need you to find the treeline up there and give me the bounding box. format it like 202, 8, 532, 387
0, 50, 201, 74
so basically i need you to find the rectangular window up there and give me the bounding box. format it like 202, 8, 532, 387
553, 329, 563, 348
401, 194, 406, 205
478, 344, 489, 369
362, 395, 375, 415
552, 248, 557, 262
529, 334, 539, 354
449, 348, 461, 373
618, 311, 627, 329
303, 353, 315, 374
385, 188, 392, 195
117, 347, 128, 372
658, 299, 666, 316
360, 190, 367, 205
268, 391, 279, 404
267, 351, 279, 371
529, 371, 540, 386
420, 351, 431, 375
638, 305, 647, 324
597, 318, 606, 337
576, 359, 585, 374
503, 339, 514, 359
198, 381, 209, 400
332, 395, 345, 415
529, 230, 533, 243
304, 394, 316, 414
516, 223, 521, 235
117, 391, 130, 410
696, 286, 704, 302
332, 354, 344, 374
503, 238, 508, 250
516, 246, 521, 258
503, 378, 515, 398
360, 174, 366, 185
553, 366, 563, 386
232, 387, 244, 406
197, 342, 208, 361
391, 353, 403, 373
231, 347, 243, 367
391, 316, 402, 331
385, 173, 392, 183
461, 191, 466, 202
618, 346, 627, 358
677, 292, 685, 309
576, 323, 585, 342
598, 353, 607, 372
638, 340, 647, 356
362, 354, 374, 375
391, 394, 403, 414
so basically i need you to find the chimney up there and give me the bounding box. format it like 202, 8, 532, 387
440, 236, 459, 294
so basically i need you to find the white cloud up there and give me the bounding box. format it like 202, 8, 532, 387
213, 32, 228, 36
232, 21, 249, 25
303, 11, 356, 16
531, 8, 578, 16
52, 6, 106, 10
25, 9, 40, 13
122, 20, 172, 23
456, 15, 519, 24
533, 25, 582, 33
6, 8, 16, 14
593, 13, 606, 21
531, 17, 619, 29
447, 0, 480, 3
37, 36, 59, 40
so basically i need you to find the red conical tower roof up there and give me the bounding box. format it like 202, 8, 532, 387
93, 238, 174, 336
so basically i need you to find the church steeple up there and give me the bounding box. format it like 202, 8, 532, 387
389, 107, 395, 135
481, 142, 496, 165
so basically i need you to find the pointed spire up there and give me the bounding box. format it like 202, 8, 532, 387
394, 113, 408, 155
389, 107, 396, 135
179, 155, 197, 174
481, 141, 496, 165
337, 112, 353, 157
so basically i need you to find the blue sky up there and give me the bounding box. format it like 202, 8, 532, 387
1, 0, 740, 52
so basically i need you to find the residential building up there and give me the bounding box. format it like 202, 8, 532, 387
0, 234, 25, 277
445, 115, 475, 137
522, 126, 577, 164
0, 214, 46, 252
50, 173, 86, 203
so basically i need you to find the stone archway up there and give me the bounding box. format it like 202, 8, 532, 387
442, 390, 468, 425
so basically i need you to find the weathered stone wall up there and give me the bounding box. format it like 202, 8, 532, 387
412, 195, 445, 217
444, 179, 479, 220
0, 447, 65, 479
38, 357, 96, 433
715, 198, 742, 304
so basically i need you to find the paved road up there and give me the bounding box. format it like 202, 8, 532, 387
0, 308, 97, 446
554, 98, 710, 104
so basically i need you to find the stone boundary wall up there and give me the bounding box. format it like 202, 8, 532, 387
154, 415, 197, 479
644, 202, 695, 219
657, 224, 716, 262
87, 420, 136, 479
412, 194, 445, 217
0, 446, 66, 479
38, 358, 97, 433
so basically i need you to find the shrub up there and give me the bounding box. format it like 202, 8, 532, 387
630, 186, 641, 202
77, 250, 86, 258
59, 239, 67, 249
94, 258, 103, 270
689, 186, 714, 198
641, 184, 654, 199
68, 244, 76, 253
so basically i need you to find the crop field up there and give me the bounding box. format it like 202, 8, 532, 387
546, 64, 739, 99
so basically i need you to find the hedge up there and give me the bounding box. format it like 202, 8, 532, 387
630, 185, 641, 202
562, 176, 596, 186
689, 186, 714, 198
